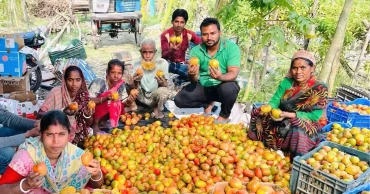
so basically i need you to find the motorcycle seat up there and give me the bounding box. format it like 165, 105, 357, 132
20, 32, 36, 46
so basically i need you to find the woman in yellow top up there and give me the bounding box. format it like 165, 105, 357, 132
0, 110, 103, 193
248, 50, 328, 157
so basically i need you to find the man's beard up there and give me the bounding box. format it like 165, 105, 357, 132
205, 37, 220, 48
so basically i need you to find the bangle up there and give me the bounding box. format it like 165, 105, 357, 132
83, 111, 92, 119
90, 170, 103, 182
20, 178, 30, 193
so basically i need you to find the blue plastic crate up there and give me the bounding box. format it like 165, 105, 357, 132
343, 182, 370, 194
290, 141, 370, 194
322, 122, 352, 133
116, 0, 141, 12
327, 98, 370, 128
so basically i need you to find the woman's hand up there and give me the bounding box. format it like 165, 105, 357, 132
23, 172, 44, 190
281, 111, 296, 119
86, 159, 101, 178
271, 116, 284, 122
83, 107, 95, 117
63, 107, 77, 116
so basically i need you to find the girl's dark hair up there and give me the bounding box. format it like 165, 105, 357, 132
172, 9, 188, 23
290, 57, 314, 69
107, 59, 125, 73
64, 65, 84, 81
40, 110, 70, 133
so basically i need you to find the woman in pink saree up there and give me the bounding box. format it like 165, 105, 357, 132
88, 59, 136, 134
38, 65, 94, 147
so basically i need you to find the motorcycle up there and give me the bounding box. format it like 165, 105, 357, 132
21, 29, 46, 92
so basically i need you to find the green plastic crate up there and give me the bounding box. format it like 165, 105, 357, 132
290, 141, 370, 194
48, 39, 87, 65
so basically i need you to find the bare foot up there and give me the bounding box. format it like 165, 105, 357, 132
125, 102, 138, 112
153, 107, 164, 119
204, 101, 215, 114
130, 102, 138, 111
216, 115, 229, 122
93, 127, 104, 135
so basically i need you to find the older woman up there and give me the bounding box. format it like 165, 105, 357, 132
0, 110, 103, 193
248, 50, 328, 157
88, 59, 136, 134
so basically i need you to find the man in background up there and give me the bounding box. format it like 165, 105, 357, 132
0, 106, 40, 174
160, 9, 202, 82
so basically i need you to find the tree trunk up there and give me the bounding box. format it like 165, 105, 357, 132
327, 49, 342, 97
242, 27, 262, 102
340, 57, 354, 78
351, 27, 370, 84
318, 0, 354, 83
7, 0, 13, 25
304, 0, 319, 50
184, 0, 191, 10
141, 0, 148, 21
11, 0, 18, 28
157, 0, 166, 19
243, 45, 249, 72
259, 10, 278, 84
160, 0, 174, 30
22, 0, 29, 30
216, 0, 229, 13
260, 42, 271, 82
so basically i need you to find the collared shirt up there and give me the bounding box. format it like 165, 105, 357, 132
131, 58, 170, 93
160, 27, 202, 63
190, 38, 241, 87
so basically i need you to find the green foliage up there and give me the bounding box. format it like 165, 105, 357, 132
219, 0, 370, 102
217, 0, 311, 50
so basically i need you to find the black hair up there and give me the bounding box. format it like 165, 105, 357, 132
172, 9, 188, 23
64, 65, 84, 81
290, 57, 314, 69
200, 18, 221, 32
40, 110, 71, 134
107, 59, 125, 73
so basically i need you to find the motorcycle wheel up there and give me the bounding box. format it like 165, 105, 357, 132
27, 61, 42, 92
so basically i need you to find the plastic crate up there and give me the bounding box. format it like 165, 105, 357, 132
322, 122, 352, 133
290, 141, 370, 194
252, 103, 264, 109
89, 0, 115, 13
343, 182, 370, 194
336, 84, 370, 102
48, 39, 87, 65
115, 0, 140, 12
212, 182, 288, 194
326, 98, 370, 128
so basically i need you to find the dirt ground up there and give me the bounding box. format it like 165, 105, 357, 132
81, 23, 162, 78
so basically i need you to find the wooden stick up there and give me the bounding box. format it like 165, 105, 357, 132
76, 17, 82, 41
47, 15, 62, 32
39, 21, 70, 61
